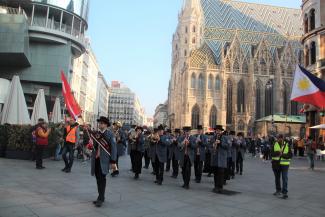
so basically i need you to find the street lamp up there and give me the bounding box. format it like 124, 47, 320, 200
266, 78, 274, 135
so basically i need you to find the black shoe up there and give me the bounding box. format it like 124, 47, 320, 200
282, 194, 288, 199
61, 167, 67, 172
134, 174, 139, 179
184, 185, 189, 190
157, 181, 162, 185
231, 176, 235, 179
273, 191, 281, 196
151, 172, 156, 175
171, 175, 177, 178
94, 200, 103, 207
154, 180, 158, 184
236, 171, 239, 174
212, 188, 218, 193
240, 172, 242, 175
195, 180, 201, 183
41, 166, 45, 169
65, 168, 71, 173
36, 166, 42, 169
207, 173, 212, 177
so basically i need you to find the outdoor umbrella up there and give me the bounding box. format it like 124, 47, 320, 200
51, 97, 62, 123
31, 89, 48, 125
309, 124, 325, 129
0, 75, 31, 125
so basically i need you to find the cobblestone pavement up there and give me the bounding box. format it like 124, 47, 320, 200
0, 155, 324, 217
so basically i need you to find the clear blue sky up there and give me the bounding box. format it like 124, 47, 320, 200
88, 0, 301, 117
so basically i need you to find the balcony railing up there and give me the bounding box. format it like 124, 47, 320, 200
0, 6, 27, 19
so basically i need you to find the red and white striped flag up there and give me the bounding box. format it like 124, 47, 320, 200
61, 71, 82, 120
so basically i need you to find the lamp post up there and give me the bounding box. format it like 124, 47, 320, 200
266, 78, 274, 135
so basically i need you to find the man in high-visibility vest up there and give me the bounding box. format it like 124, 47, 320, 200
271, 134, 292, 199
62, 117, 80, 173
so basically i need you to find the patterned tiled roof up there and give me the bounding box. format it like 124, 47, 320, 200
200, 0, 303, 63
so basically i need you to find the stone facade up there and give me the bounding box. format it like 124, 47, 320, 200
301, 0, 325, 140
168, 0, 303, 134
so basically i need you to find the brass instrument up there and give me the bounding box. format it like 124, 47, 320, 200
129, 129, 138, 142
149, 132, 160, 143
114, 129, 121, 144
179, 135, 189, 152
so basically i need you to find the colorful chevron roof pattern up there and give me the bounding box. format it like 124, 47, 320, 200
199, 0, 303, 63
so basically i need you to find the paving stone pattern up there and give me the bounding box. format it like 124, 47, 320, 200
0, 156, 324, 217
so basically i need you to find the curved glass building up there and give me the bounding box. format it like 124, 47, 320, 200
0, 0, 90, 114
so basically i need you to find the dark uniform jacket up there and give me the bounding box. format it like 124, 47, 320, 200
91, 129, 117, 176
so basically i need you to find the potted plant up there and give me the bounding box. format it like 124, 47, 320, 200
0, 124, 9, 157
5, 125, 34, 160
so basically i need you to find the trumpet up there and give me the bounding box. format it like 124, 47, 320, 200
149, 132, 160, 143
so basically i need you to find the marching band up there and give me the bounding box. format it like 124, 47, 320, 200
88, 117, 248, 207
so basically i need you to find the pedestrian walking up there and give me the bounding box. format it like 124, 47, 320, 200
306, 136, 316, 170
271, 134, 292, 199
61, 117, 79, 173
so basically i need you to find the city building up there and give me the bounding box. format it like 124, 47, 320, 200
168, 0, 304, 135
108, 81, 146, 126
255, 115, 306, 138
0, 0, 89, 114
94, 72, 109, 120
71, 39, 99, 124
301, 0, 325, 139
153, 102, 168, 128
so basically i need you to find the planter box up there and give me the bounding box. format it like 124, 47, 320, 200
5, 150, 33, 160
0, 144, 6, 157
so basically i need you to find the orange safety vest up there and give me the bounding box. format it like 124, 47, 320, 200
66, 125, 77, 144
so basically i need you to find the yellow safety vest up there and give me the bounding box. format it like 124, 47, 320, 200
272, 142, 291, 166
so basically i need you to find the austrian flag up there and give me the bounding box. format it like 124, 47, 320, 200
290, 65, 325, 108
61, 71, 82, 120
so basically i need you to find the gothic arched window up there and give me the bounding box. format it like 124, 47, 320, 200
238, 120, 245, 131
261, 58, 267, 75
254, 60, 259, 74
208, 74, 213, 90
237, 80, 245, 113
192, 37, 196, 44
304, 13, 309, 33
191, 73, 196, 88
193, 25, 196, 33
184, 49, 187, 57
198, 73, 204, 90
265, 81, 273, 116
226, 79, 233, 124
310, 9, 315, 31
191, 104, 200, 129
242, 60, 249, 74
225, 59, 231, 72
256, 80, 262, 119
305, 45, 310, 66
233, 60, 240, 73
310, 41, 316, 64
269, 61, 275, 75
215, 75, 221, 91
283, 82, 289, 114
209, 105, 217, 128
291, 101, 299, 115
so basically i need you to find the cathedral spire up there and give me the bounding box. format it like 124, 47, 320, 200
183, 0, 201, 11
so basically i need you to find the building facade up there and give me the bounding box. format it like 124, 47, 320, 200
154, 103, 168, 128
108, 81, 146, 126
301, 0, 325, 139
168, 0, 303, 134
0, 0, 89, 114
94, 73, 109, 120
71, 40, 99, 124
